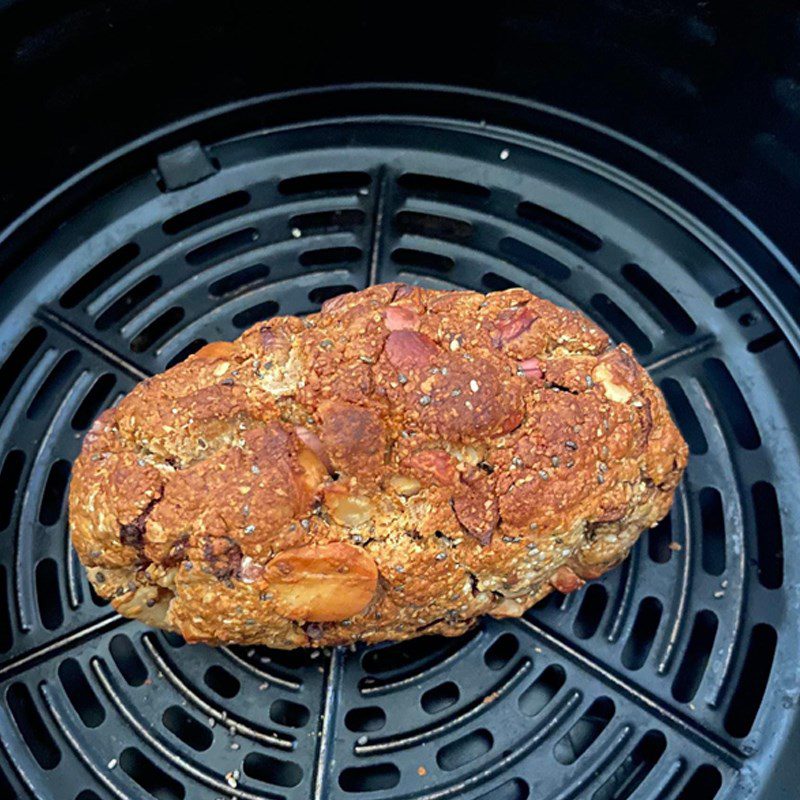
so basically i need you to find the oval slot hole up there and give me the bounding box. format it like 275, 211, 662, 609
130, 307, 185, 353
590, 294, 652, 355
71, 374, 116, 430
279, 172, 370, 196
519, 665, 566, 716
345, 706, 386, 732
271, 699, 311, 728
699, 487, 725, 576
203, 665, 240, 698
391, 247, 454, 273
702, 358, 760, 449
517, 201, 601, 251
437, 729, 493, 771
96, 276, 162, 331
162, 191, 250, 235
591, 730, 667, 800
573, 583, 609, 639
119, 747, 185, 799
621, 264, 696, 334
109, 634, 147, 686
484, 633, 519, 670
660, 378, 708, 455
60, 243, 140, 308
338, 763, 400, 792
672, 610, 718, 703
232, 300, 279, 329
554, 697, 615, 764
0, 450, 25, 530
499, 237, 571, 281
209, 264, 271, 298
7, 682, 61, 769
676, 764, 723, 800
36, 559, 63, 630
422, 681, 460, 714
724, 623, 777, 737
59, 659, 105, 728
0, 327, 47, 407
27, 350, 80, 420
162, 706, 212, 751
39, 459, 71, 526
753, 482, 783, 589
621, 597, 662, 670
396, 210, 473, 241
185, 228, 258, 267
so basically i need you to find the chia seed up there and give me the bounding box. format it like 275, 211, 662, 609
301, 518, 310, 530
146, 598, 156, 607
320, 339, 333, 349
94, 571, 105, 583
251, 465, 260, 474
539, 470, 549, 480
398, 373, 408, 384
585, 375, 594, 387
451, 388, 462, 397
220, 378, 235, 386
419, 394, 432, 406
551, 456, 560, 467
435, 552, 447, 561
244, 525, 256, 534
597, 474, 606, 484
565, 440, 578, 450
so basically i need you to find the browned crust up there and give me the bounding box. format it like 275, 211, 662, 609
69, 284, 687, 648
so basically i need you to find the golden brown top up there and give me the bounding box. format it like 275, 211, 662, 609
69, 284, 687, 648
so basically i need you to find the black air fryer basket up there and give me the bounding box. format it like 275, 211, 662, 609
0, 4, 798, 799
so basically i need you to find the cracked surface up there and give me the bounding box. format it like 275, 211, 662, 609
69, 284, 687, 648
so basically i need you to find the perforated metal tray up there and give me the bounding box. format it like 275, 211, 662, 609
0, 86, 797, 800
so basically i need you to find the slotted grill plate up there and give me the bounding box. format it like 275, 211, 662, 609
0, 88, 797, 800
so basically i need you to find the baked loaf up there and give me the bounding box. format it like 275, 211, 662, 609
70, 284, 687, 648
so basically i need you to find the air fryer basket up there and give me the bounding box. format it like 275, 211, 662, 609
0, 83, 797, 800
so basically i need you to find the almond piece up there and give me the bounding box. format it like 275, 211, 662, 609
295, 426, 333, 473
326, 491, 375, 527
385, 330, 440, 371
385, 306, 420, 331
265, 543, 378, 622
492, 597, 526, 618
401, 449, 458, 486
551, 566, 585, 594
452, 477, 499, 545
492, 306, 538, 347
519, 357, 543, 380
297, 447, 329, 497
592, 362, 632, 403
195, 341, 237, 361
388, 475, 422, 496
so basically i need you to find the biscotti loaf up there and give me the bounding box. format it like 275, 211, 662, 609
69, 284, 687, 648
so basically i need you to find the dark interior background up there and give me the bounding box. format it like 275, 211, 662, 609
1, 0, 800, 264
